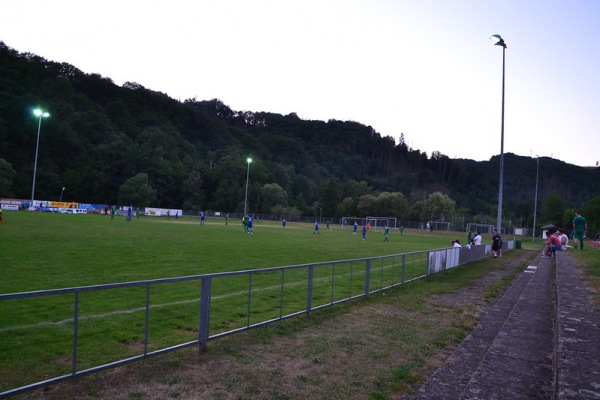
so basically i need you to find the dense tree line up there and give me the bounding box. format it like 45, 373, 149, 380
1, 41, 599, 230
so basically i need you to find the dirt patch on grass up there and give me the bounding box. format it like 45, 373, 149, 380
21, 252, 533, 400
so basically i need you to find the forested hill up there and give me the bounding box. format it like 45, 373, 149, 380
1, 41, 599, 225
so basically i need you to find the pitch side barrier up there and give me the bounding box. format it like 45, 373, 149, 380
0, 242, 511, 398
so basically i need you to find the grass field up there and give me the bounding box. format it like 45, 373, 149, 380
3, 211, 598, 398
0, 211, 471, 394
0, 211, 461, 293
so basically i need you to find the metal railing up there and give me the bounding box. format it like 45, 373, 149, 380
0, 242, 506, 398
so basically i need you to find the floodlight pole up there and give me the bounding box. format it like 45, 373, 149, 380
490, 34, 506, 234
60, 186, 66, 202
532, 156, 539, 241
31, 108, 50, 207
243, 157, 252, 216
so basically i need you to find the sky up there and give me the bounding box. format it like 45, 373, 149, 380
1, 0, 599, 167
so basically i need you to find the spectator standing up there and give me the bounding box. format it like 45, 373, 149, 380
473, 231, 482, 245
491, 229, 502, 258
572, 211, 588, 250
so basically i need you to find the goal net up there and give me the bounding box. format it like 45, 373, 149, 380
367, 216, 397, 232
340, 217, 397, 232
427, 221, 451, 231
466, 223, 495, 234
341, 217, 366, 229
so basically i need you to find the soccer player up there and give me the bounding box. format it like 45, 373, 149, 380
200, 211, 205, 225
243, 214, 249, 233
326, 220, 331, 230
282, 218, 286, 229
248, 215, 254, 234
383, 225, 389, 242
362, 224, 367, 240
572, 211, 588, 250
313, 220, 320, 234
353, 221, 358, 234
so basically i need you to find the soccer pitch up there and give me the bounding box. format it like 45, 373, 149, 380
0, 211, 462, 394
1, 211, 458, 293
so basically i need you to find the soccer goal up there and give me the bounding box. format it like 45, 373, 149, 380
367, 216, 397, 232
341, 217, 368, 229
428, 221, 451, 231
466, 223, 495, 234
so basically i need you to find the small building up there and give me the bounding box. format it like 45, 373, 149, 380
540, 224, 570, 239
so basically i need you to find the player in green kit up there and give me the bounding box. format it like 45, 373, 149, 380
572, 211, 587, 250
243, 214, 249, 233
384, 225, 389, 242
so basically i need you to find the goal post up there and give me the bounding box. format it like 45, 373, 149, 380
466, 223, 495, 234
340, 217, 397, 231
366, 216, 397, 232
341, 217, 365, 229
428, 221, 451, 231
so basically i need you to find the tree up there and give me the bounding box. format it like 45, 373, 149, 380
421, 192, 456, 222
540, 192, 567, 227
357, 194, 377, 217
338, 197, 357, 217
319, 178, 341, 217
260, 183, 287, 213
0, 158, 16, 196
581, 195, 600, 232
118, 173, 157, 207
373, 192, 409, 219
182, 170, 205, 210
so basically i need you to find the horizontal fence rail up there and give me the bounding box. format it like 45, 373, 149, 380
0, 242, 508, 398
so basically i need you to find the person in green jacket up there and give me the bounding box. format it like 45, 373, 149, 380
572, 211, 588, 250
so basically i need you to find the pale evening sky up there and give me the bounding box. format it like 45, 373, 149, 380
1, 0, 599, 167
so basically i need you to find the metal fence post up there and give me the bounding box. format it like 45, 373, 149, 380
72, 291, 79, 375
306, 265, 314, 312
401, 254, 406, 284
365, 258, 371, 296
199, 277, 211, 352
144, 283, 150, 356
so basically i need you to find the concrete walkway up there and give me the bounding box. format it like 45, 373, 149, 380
416, 251, 600, 399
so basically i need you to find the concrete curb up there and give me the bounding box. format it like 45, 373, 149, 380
416, 251, 600, 399
554, 251, 600, 399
